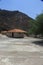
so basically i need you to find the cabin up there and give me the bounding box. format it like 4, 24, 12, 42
6, 29, 27, 38
1, 31, 7, 35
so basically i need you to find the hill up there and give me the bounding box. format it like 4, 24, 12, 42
0, 9, 33, 32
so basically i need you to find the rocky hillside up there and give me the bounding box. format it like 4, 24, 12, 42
0, 9, 33, 31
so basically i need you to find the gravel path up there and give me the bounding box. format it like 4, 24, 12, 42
0, 34, 43, 65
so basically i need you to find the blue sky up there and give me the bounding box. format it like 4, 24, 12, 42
0, 0, 43, 19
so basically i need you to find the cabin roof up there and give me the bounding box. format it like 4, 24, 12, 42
1, 31, 7, 33
7, 29, 27, 33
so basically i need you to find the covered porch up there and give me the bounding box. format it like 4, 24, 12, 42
7, 29, 27, 38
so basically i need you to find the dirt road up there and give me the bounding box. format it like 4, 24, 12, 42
0, 35, 43, 65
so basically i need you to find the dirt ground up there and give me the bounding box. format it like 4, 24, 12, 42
0, 34, 43, 65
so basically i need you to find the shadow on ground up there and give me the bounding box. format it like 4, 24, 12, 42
32, 40, 43, 46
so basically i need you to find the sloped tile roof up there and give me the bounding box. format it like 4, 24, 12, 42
7, 29, 27, 33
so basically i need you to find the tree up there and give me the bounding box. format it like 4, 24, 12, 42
29, 13, 43, 37
29, 20, 38, 35
36, 13, 43, 35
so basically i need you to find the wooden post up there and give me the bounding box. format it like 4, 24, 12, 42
12, 32, 14, 37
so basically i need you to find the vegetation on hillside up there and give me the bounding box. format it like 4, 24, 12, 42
29, 13, 43, 37
0, 9, 43, 37
0, 9, 32, 32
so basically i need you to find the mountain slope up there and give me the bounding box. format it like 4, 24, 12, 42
0, 9, 33, 31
